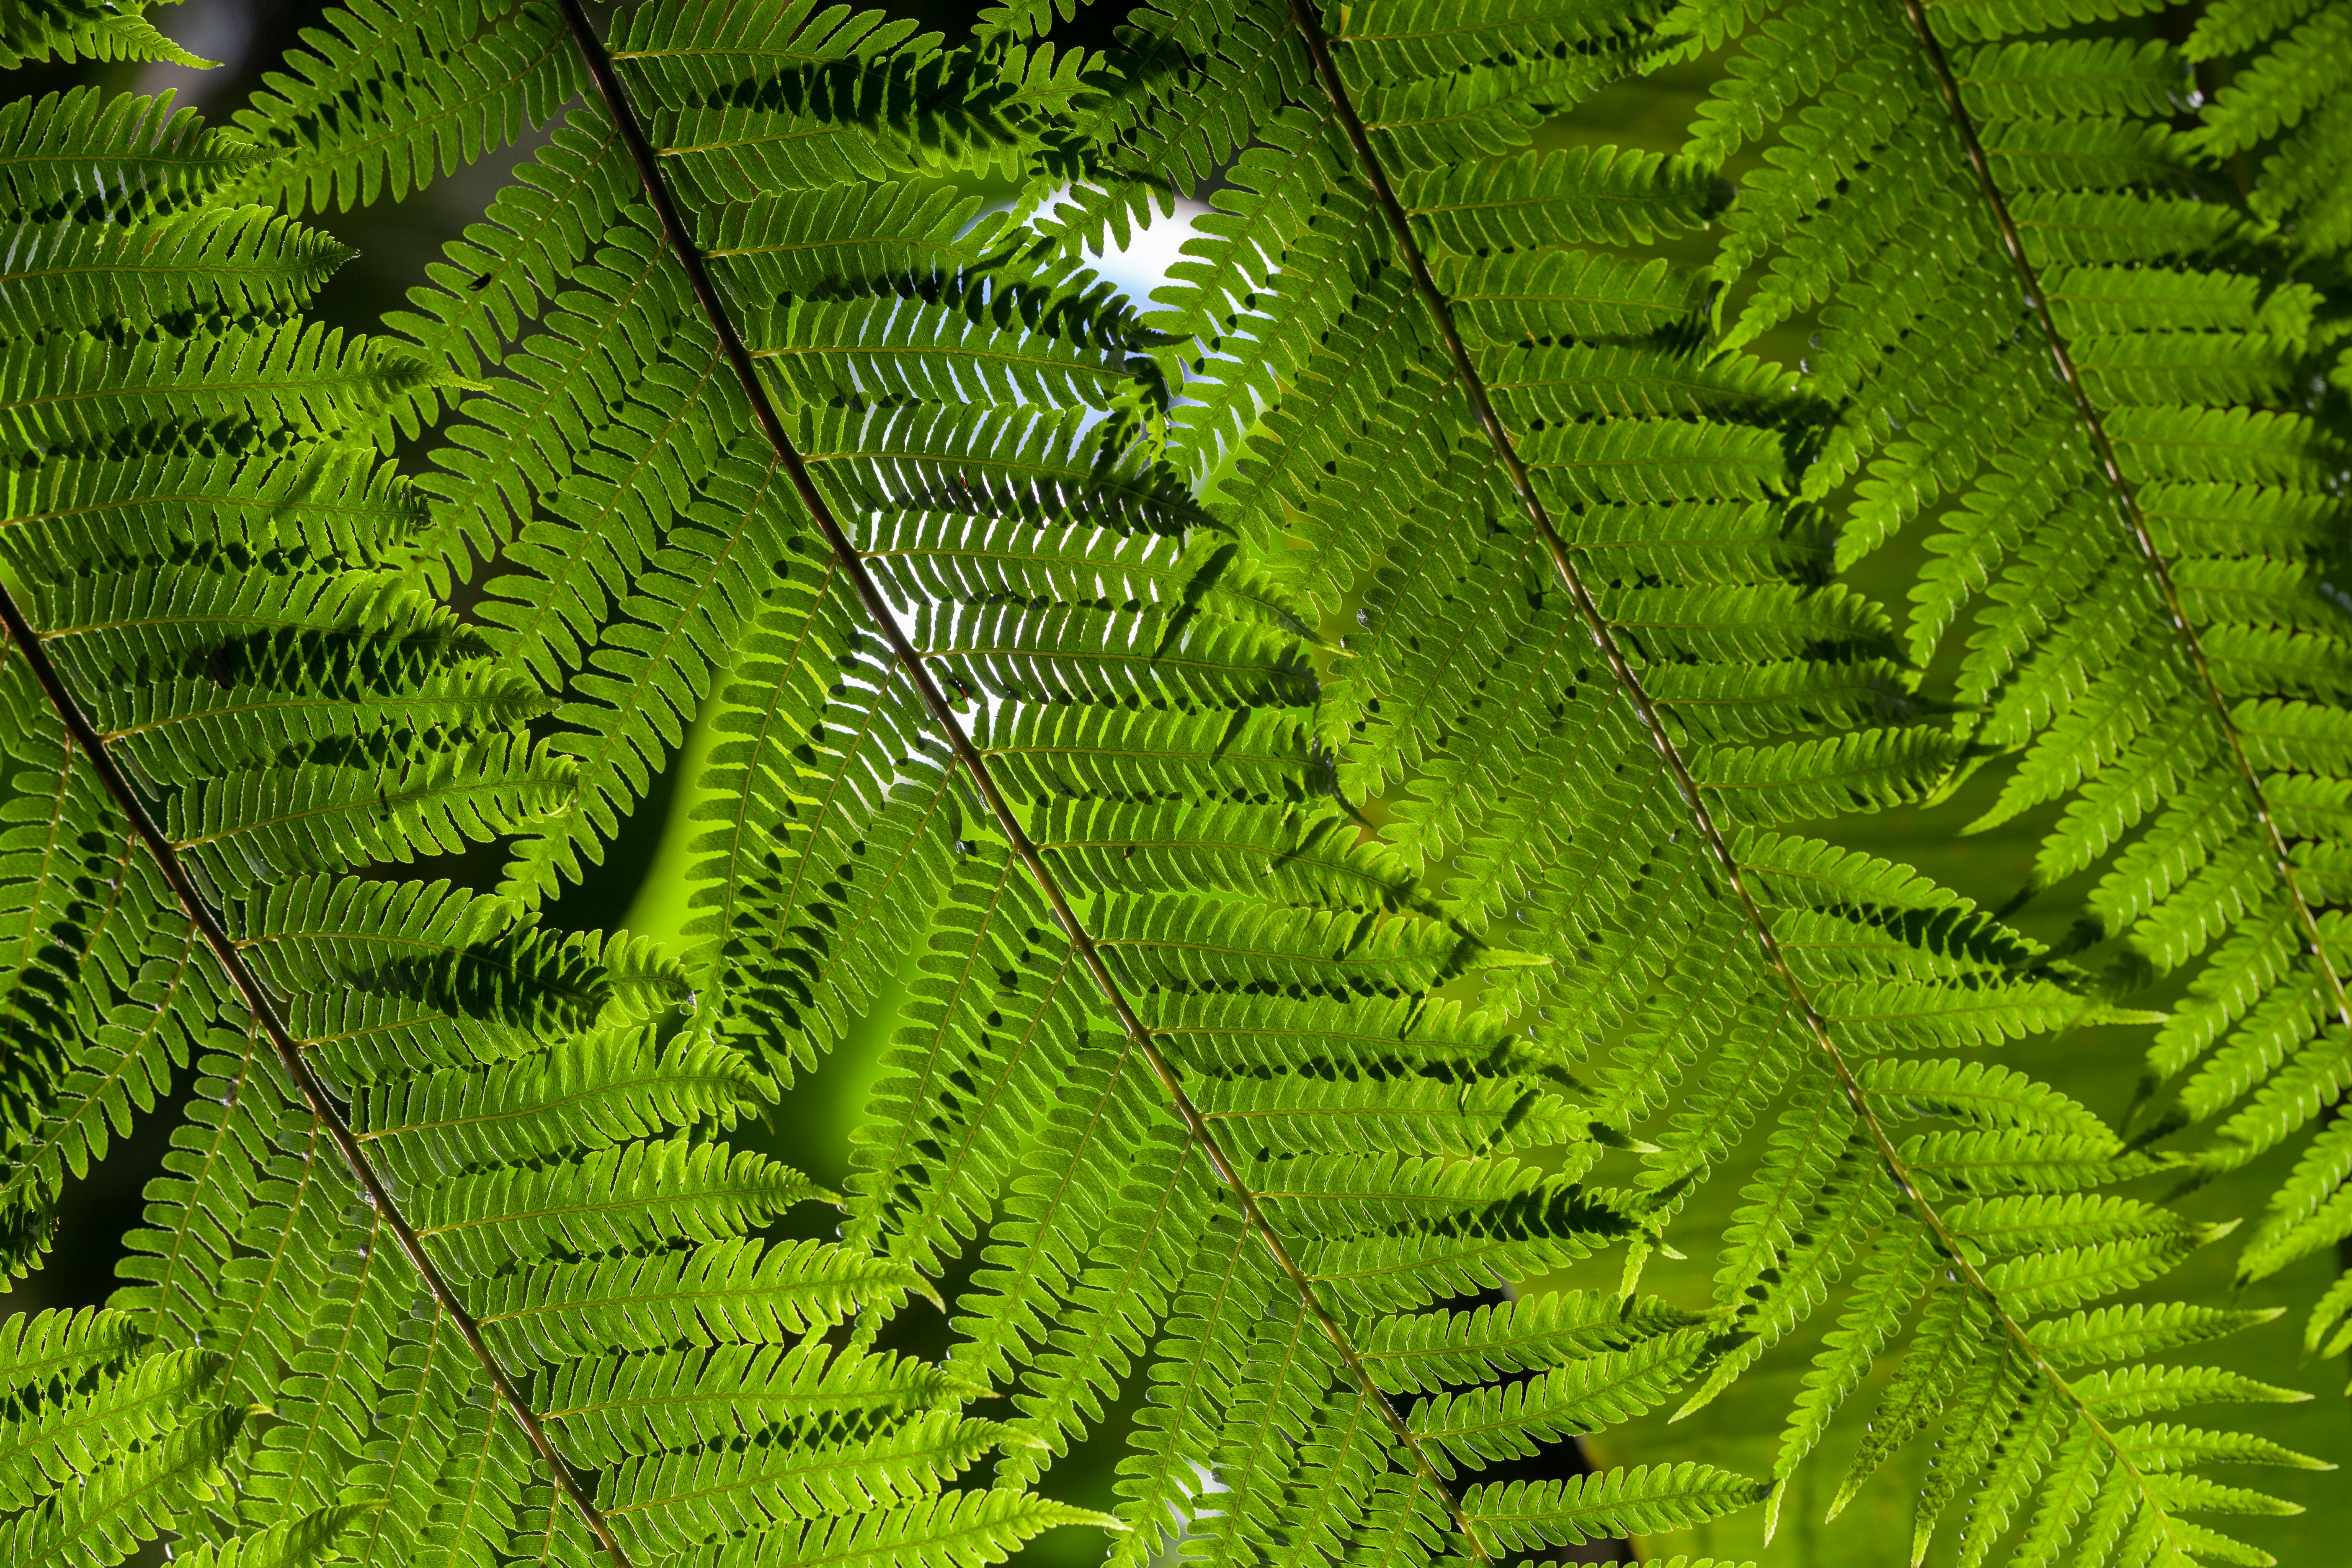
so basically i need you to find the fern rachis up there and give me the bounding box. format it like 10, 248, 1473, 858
0, 3, 2343, 1568
1269, 0, 2313, 1555
1680, 0, 2352, 1368
557, 3, 1496, 1548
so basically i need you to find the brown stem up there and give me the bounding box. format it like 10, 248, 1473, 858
1278, 0, 2149, 1515
1887, 0, 2352, 1090
0, 592, 634, 1567
544, 0, 1492, 1554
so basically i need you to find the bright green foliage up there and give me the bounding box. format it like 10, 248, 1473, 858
0, 0, 207, 71
222, 0, 583, 213
0, 12, 1068, 1565
0, 2, 2342, 1568
2184, 0, 2352, 263
0, 1306, 351, 1568
1132, 2, 2321, 1563
1680, 0, 2352, 1426
1465, 1465, 1770, 1553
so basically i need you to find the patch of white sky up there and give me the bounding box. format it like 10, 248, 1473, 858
863, 189, 1218, 727
1078, 194, 1214, 313
640, 191, 1228, 937
1057, 189, 1263, 478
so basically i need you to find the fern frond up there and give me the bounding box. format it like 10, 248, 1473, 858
1337, 0, 1670, 79
475, 1236, 919, 1364
168, 1509, 362, 1568
704, 1490, 1119, 1568
0, 208, 349, 339
1, 321, 450, 458
1661, 0, 2352, 1548
0, 0, 208, 71
222, 0, 580, 213
0, 1345, 221, 1510
5, 446, 426, 571
1410, 1333, 1705, 1471
3, 6, 2336, 1568
0, 68, 1061, 1568
541, 1342, 969, 1466
2184, 0, 2352, 260
1463, 1463, 1769, 1555
1685, 0, 2352, 1434
1104, 1, 2339, 1561
0, 1386, 244, 1568
0, 89, 266, 217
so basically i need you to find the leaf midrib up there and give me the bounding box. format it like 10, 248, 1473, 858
1281, 0, 2192, 1548
552, 0, 1499, 1553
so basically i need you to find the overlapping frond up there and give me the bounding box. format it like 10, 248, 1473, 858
361, 3, 1790, 1562
0, 0, 207, 72
1681, 0, 2352, 1433
0, 70, 1069, 1568
515, 18, 1711, 1559
0, 3, 2342, 1568
1069, 0, 2330, 1560
2184, 0, 2352, 265
221, 0, 581, 214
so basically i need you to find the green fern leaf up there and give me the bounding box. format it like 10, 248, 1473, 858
0, 7, 2339, 1567
1462, 1462, 1769, 1553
